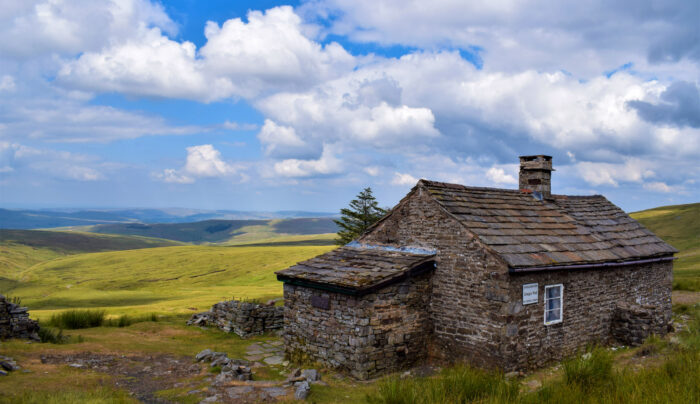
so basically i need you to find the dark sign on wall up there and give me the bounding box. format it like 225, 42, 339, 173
311, 295, 330, 310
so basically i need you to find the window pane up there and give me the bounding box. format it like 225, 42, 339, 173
547, 298, 560, 311
546, 309, 560, 322
546, 286, 560, 299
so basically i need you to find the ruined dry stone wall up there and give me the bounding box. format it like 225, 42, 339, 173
188, 300, 283, 338
503, 261, 672, 369
0, 294, 39, 340
283, 272, 432, 380
359, 186, 512, 369
611, 301, 670, 346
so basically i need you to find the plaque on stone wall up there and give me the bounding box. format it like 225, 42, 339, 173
311, 295, 330, 310
522, 283, 538, 305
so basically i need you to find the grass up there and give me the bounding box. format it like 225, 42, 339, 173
561, 347, 613, 391
630, 202, 700, 291
0, 229, 181, 254
38, 326, 65, 344
3, 244, 333, 318
0, 316, 285, 403
48, 309, 106, 329
227, 232, 336, 246
104, 313, 159, 328
367, 366, 518, 404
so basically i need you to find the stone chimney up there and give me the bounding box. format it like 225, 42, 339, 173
519, 155, 553, 198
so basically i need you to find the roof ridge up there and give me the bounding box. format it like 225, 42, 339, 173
418, 179, 523, 193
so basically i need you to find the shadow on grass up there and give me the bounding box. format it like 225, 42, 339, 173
27, 296, 164, 310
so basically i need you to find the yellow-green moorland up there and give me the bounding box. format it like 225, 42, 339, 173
6, 244, 333, 320
631, 202, 700, 292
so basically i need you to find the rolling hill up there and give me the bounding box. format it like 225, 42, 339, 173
6, 244, 334, 318
0, 230, 181, 291
631, 202, 700, 291
0, 207, 336, 229
90, 218, 338, 244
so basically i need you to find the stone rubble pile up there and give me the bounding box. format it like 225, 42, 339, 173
195, 349, 252, 383
0, 356, 21, 377
611, 303, 671, 346
194, 348, 322, 401
0, 294, 39, 341
187, 299, 283, 338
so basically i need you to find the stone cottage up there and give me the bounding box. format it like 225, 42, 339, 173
276, 155, 676, 380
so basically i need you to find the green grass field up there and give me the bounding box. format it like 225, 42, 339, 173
0, 230, 181, 295
631, 202, 700, 291
4, 244, 333, 320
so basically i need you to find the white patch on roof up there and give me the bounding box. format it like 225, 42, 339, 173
346, 241, 436, 255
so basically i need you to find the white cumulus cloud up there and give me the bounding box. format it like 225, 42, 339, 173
272, 145, 343, 178
486, 167, 517, 185
57, 6, 355, 101
391, 172, 418, 186
158, 145, 242, 183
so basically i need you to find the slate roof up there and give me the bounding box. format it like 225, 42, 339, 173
276, 245, 435, 294
420, 180, 677, 270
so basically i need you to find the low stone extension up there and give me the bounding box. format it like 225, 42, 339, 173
0, 294, 39, 341
188, 299, 283, 338
611, 303, 670, 346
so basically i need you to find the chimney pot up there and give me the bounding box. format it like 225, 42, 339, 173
519, 155, 553, 198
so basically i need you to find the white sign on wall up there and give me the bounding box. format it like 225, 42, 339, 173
523, 283, 538, 305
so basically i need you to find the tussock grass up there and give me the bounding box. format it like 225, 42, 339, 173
38, 326, 64, 344
367, 365, 518, 404
561, 347, 613, 391
48, 309, 105, 329
104, 313, 158, 327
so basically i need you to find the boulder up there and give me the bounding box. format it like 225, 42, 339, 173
195, 349, 213, 362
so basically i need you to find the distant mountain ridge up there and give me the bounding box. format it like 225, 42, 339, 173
0, 207, 336, 229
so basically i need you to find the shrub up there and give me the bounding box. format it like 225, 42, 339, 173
562, 347, 613, 391
104, 313, 159, 328
38, 327, 64, 344
48, 310, 105, 329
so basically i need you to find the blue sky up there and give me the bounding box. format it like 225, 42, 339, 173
0, 0, 698, 213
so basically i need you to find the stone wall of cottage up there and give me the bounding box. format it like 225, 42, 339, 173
188, 300, 283, 338
611, 302, 670, 346
283, 272, 432, 380
0, 294, 40, 340
359, 186, 512, 369
503, 261, 673, 369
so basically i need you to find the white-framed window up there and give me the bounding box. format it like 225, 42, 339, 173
544, 284, 563, 325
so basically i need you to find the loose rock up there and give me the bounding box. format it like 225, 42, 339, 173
301, 369, 320, 383
295, 381, 310, 400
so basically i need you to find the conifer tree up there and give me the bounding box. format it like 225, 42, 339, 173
334, 187, 387, 245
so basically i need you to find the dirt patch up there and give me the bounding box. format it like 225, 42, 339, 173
672, 290, 700, 305
40, 352, 204, 403
37, 351, 296, 403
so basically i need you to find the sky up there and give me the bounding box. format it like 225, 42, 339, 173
0, 0, 698, 213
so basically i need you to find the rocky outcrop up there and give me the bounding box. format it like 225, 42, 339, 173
187, 299, 283, 338
0, 294, 39, 341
